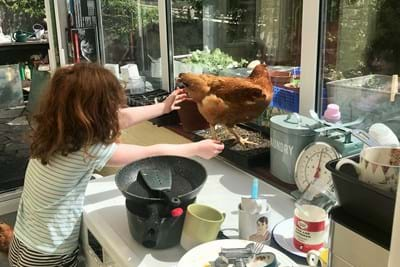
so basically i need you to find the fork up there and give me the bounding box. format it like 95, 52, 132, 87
252, 242, 264, 254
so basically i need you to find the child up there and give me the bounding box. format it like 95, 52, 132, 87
8, 63, 224, 266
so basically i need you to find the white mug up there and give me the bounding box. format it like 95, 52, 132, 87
336, 146, 400, 192
238, 203, 271, 244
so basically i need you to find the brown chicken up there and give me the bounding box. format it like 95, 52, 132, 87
178, 64, 273, 145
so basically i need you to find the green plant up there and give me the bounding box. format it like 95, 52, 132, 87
102, 0, 159, 39
0, 0, 45, 18
182, 48, 248, 74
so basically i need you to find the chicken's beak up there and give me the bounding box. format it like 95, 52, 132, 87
175, 78, 187, 89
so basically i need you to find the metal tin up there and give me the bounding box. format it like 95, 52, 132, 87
270, 113, 318, 184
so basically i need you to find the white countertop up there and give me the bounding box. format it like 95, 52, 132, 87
82, 156, 296, 267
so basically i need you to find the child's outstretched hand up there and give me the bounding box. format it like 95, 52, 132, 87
162, 88, 188, 114
195, 139, 224, 159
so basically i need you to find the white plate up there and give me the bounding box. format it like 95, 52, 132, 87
272, 218, 307, 258
177, 239, 297, 267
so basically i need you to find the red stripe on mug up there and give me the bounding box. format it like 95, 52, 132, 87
293, 238, 324, 252
294, 216, 325, 232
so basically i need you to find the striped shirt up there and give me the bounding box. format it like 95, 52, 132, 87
14, 143, 117, 255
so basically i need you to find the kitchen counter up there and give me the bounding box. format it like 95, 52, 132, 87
82, 156, 304, 267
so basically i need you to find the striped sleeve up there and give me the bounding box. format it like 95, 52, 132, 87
90, 143, 117, 171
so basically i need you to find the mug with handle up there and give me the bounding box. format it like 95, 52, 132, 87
180, 203, 225, 251
336, 146, 400, 192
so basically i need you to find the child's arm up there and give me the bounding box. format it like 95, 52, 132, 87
106, 139, 224, 167
119, 89, 187, 129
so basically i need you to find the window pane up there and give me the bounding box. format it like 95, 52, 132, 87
171, 0, 303, 122
0, 1, 46, 40
319, 0, 400, 136
100, 0, 161, 91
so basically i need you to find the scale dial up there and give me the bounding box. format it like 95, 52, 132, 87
294, 142, 341, 193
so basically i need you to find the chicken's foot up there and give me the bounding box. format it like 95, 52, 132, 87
227, 127, 258, 146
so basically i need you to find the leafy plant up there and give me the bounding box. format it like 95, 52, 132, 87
102, 0, 158, 39
0, 0, 45, 18
182, 48, 248, 73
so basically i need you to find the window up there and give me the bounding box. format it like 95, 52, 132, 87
100, 0, 161, 90
171, 0, 303, 122
0, 1, 46, 41
318, 0, 400, 135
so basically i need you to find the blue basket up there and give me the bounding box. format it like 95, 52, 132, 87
271, 86, 299, 112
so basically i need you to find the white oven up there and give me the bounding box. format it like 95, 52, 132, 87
0, 188, 22, 216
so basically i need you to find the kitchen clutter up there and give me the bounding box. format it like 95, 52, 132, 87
180, 203, 225, 251
238, 179, 271, 245
115, 156, 207, 249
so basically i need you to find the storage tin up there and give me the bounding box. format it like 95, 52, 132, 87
270, 113, 318, 184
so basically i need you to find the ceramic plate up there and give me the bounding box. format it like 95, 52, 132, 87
272, 218, 307, 258
177, 239, 297, 267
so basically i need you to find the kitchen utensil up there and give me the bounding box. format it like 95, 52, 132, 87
294, 141, 341, 194
217, 244, 275, 267
139, 168, 180, 207
350, 129, 380, 147
177, 239, 297, 267
309, 109, 364, 130
115, 156, 207, 249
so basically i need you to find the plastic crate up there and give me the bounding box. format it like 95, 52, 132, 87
271, 86, 299, 112
326, 75, 400, 133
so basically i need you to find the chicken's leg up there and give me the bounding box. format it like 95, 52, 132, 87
209, 124, 218, 140
227, 127, 257, 146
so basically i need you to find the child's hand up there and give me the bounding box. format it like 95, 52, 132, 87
195, 139, 224, 159
162, 88, 188, 114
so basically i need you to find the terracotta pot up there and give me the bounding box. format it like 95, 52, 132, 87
177, 100, 209, 132
269, 70, 291, 87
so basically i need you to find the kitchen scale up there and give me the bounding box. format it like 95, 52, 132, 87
292, 115, 365, 199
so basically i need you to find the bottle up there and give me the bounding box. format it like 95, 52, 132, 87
19, 63, 25, 81
323, 103, 341, 123
24, 63, 31, 80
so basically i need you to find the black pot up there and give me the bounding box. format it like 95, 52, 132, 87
115, 156, 207, 249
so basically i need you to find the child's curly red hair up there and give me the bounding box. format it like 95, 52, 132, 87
30, 63, 126, 164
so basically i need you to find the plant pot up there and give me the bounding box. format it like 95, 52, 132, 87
177, 100, 209, 132
269, 70, 291, 87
